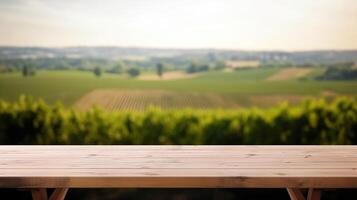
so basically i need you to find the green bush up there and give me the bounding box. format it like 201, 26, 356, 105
0, 96, 356, 145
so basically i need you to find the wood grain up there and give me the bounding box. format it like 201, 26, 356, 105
0, 146, 356, 188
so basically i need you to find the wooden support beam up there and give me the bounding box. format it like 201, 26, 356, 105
307, 188, 321, 200
287, 188, 321, 200
31, 189, 48, 200
49, 188, 69, 200
29, 188, 69, 200
287, 188, 306, 200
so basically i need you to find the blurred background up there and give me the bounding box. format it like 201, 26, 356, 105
0, 0, 357, 199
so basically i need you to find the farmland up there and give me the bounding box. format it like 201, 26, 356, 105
0, 68, 357, 109
266, 68, 312, 81
74, 89, 240, 111
138, 71, 203, 80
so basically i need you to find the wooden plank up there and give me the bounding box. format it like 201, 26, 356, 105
0, 146, 356, 188
1, 147, 356, 157
2, 176, 357, 188
1, 161, 357, 169
1, 168, 357, 177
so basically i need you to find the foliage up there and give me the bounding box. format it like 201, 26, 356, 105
324, 62, 355, 69
127, 68, 140, 77
22, 64, 36, 77
186, 61, 210, 73
107, 61, 125, 74
93, 66, 102, 77
317, 66, 357, 80
213, 60, 226, 70
0, 58, 115, 71
156, 63, 164, 77
0, 96, 356, 145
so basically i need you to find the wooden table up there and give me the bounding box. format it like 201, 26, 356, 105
0, 146, 356, 200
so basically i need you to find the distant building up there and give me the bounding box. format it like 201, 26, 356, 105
225, 60, 261, 69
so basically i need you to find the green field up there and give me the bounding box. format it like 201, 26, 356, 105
0, 68, 356, 108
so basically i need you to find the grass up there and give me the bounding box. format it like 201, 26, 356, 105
0, 68, 356, 107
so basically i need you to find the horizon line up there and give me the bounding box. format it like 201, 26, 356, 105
1, 45, 357, 53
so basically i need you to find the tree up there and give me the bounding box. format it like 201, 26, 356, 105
94, 66, 102, 77
109, 61, 125, 74
186, 61, 199, 74
214, 61, 226, 70
22, 63, 36, 77
198, 64, 209, 72
186, 60, 210, 73
156, 63, 164, 78
22, 65, 29, 77
127, 68, 140, 77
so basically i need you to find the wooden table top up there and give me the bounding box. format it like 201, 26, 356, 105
0, 145, 356, 188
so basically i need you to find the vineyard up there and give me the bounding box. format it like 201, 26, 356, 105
74, 89, 240, 111
0, 96, 356, 145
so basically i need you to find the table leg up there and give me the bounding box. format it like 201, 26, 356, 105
30, 188, 69, 200
287, 188, 321, 200
31, 189, 47, 200
49, 188, 69, 200
307, 188, 321, 200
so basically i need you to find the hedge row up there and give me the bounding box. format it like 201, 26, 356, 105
0, 96, 356, 145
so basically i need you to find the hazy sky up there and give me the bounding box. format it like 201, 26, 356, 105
0, 0, 356, 50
